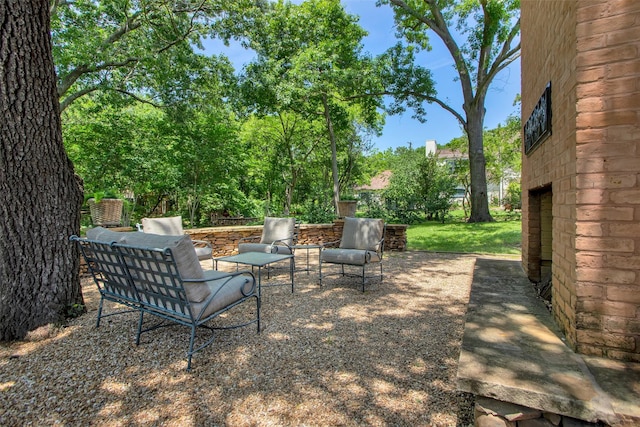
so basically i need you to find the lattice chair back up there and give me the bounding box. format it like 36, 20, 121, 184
77, 237, 139, 306
115, 244, 192, 319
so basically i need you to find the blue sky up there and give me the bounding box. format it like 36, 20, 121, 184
201, 0, 521, 152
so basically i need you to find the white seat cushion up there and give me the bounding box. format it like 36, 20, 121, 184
321, 248, 380, 265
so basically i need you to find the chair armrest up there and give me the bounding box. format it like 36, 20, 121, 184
191, 239, 212, 248
376, 237, 385, 254
269, 236, 294, 252
321, 240, 341, 249
184, 270, 257, 320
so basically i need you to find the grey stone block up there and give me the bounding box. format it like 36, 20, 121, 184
475, 397, 542, 421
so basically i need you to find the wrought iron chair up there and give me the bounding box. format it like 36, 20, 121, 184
319, 217, 385, 292
237, 217, 298, 255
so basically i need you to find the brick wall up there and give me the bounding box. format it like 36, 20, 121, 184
521, 0, 579, 348
521, 0, 640, 361
573, 0, 640, 361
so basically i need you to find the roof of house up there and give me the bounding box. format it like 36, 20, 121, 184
355, 170, 392, 191
436, 148, 467, 160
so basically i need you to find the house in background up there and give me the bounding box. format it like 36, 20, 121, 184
433, 146, 469, 203
354, 169, 391, 205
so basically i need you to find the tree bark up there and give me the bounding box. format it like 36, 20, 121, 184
322, 94, 340, 215
0, 1, 84, 340
465, 102, 494, 223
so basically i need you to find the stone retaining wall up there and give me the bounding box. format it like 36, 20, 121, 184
186, 221, 407, 257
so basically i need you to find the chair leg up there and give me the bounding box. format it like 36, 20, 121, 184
255, 295, 261, 333
319, 259, 323, 286
135, 311, 144, 345
290, 257, 294, 293
96, 297, 105, 327
186, 326, 196, 372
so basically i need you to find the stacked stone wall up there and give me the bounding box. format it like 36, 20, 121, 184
187, 222, 407, 258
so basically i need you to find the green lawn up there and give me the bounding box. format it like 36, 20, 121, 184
406, 220, 522, 255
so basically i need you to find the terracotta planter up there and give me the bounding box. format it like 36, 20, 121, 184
337, 200, 357, 218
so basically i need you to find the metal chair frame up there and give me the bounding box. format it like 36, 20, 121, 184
73, 236, 260, 371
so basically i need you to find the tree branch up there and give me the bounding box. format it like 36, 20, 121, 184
59, 86, 99, 112
344, 90, 467, 128
55, 1, 206, 105
475, 18, 521, 101
389, 0, 475, 107
111, 89, 164, 108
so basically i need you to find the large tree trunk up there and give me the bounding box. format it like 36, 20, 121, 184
0, 1, 84, 340
322, 94, 340, 214
465, 103, 494, 223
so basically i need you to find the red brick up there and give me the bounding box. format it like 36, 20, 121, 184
610, 189, 640, 204
576, 283, 604, 298
576, 110, 638, 128
609, 223, 640, 237
604, 77, 640, 96
577, 45, 638, 68
576, 157, 607, 173
606, 350, 640, 362
576, 2, 609, 21
575, 188, 608, 204
577, 66, 605, 83
576, 344, 604, 357
577, 330, 636, 350
577, 34, 607, 51
576, 312, 603, 329
523, 0, 640, 362
605, 95, 640, 111
576, 96, 605, 113
607, 60, 640, 79
576, 252, 605, 267
607, 28, 640, 46
607, 254, 640, 270
576, 81, 606, 98
607, 285, 640, 303
575, 236, 634, 252
605, 317, 640, 334
577, 12, 637, 36
575, 222, 605, 236
576, 206, 634, 221
576, 268, 636, 284
601, 157, 640, 171
609, 1, 640, 14
580, 300, 638, 318
576, 141, 637, 158
576, 173, 636, 189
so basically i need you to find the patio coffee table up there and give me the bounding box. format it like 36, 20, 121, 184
214, 252, 294, 301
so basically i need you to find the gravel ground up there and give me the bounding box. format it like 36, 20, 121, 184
0, 251, 480, 426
